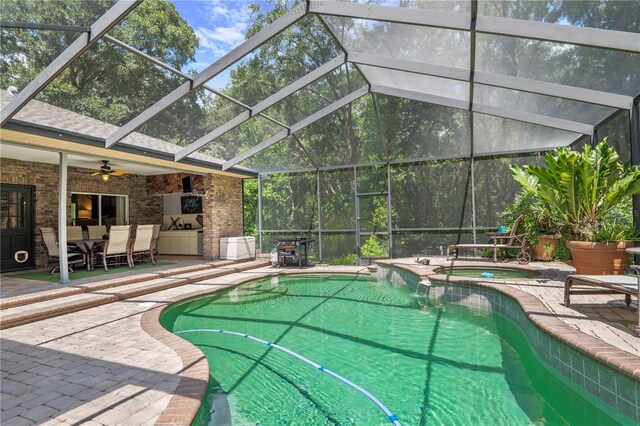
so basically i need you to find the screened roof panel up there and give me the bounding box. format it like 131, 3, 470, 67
476, 33, 640, 96
477, 0, 640, 33
30, 40, 189, 128
374, 94, 471, 161
294, 95, 387, 168
212, 114, 284, 160
261, 63, 367, 126
473, 84, 615, 125
0, 28, 83, 93
473, 113, 581, 155
207, 15, 343, 107
139, 87, 246, 149
236, 135, 316, 173
0, 0, 118, 27
360, 65, 469, 102
322, 16, 470, 69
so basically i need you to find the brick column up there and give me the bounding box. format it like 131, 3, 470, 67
202, 174, 244, 260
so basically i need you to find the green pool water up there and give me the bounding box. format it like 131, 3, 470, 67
161, 275, 631, 426
435, 267, 540, 279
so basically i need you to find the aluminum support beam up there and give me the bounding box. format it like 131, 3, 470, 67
316, 169, 323, 261
105, 3, 308, 148
174, 53, 346, 161
349, 52, 632, 109
475, 72, 633, 110
58, 152, 70, 284
371, 85, 469, 110
0, 21, 89, 32
475, 15, 640, 54
373, 84, 592, 134
472, 103, 594, 135
1, 0, 141, 126
221, 85, 370, 170
258, 174, 263, 253
310, 1, 640, 53
310, 1, 470, 30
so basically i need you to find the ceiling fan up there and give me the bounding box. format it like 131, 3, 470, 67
91, 160, 128, 182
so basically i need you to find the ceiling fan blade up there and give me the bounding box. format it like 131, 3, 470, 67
111, 169, 128, 176
90, 172, 101, 176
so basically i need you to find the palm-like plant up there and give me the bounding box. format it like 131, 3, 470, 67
510, 140, 640, 241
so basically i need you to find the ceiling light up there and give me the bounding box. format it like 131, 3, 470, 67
101, 174, 110, 182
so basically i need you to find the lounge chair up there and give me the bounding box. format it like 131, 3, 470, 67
87, 225, 107, 240
39, 227, 85, 273
129, 224, 155, 266
564, 269, 639, 334
151, 224, 161, 256
96, 225, 132, 271
447, 215, 531, 264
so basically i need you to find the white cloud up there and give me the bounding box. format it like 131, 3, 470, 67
194, 1, 255, 59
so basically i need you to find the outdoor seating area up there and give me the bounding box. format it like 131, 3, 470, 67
38, 224, 160, 273
1, 0, 639, 425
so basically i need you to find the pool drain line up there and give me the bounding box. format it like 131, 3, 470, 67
175, 329, 402, 426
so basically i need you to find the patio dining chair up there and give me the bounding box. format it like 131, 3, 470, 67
129, 224, 156, 266
39, 227, 85, 273
87, 225, 107, 240
66, 226, 84, 241
96, 225, 132, 271
151, 224, 161, 256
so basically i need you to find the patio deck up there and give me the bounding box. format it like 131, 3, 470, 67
0, 258, 638, 425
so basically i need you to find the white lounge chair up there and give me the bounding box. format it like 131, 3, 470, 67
97, 225, 132, 271
129, 224, 155, 266
564, 269, 639, 335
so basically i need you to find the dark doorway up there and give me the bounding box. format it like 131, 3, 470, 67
1, 184, 35, 271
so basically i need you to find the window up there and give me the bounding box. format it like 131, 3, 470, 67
71, 193, 128, 226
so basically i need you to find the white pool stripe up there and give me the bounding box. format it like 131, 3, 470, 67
175, 329, 402, 426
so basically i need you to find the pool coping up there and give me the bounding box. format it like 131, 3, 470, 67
142, 263, 639, 425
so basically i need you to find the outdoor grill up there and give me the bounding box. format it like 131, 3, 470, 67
276, 237, 313, 267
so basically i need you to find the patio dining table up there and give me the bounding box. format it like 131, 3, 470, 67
68, 239, 106, 272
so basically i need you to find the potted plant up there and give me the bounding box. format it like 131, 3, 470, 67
510, 139, 640, 274
498, 192, 564, 261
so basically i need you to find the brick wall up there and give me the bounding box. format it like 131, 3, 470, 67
1, 158, 163, 267
202, 174, 244, 260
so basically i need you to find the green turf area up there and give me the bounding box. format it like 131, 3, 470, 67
11, 262, 175, 282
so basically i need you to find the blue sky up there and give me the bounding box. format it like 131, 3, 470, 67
169, 0, 275, 89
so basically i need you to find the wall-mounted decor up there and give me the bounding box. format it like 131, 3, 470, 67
181, 196, 203, 214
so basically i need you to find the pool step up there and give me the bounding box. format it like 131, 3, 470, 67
0, 259, 269, 330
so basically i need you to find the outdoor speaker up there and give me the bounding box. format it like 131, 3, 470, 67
182, 176, 193, 193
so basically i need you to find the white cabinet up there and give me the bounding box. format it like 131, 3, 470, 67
220, 236, 255, 260
158, 230, 203, 256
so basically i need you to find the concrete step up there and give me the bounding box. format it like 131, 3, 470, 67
0, 259, 270, 330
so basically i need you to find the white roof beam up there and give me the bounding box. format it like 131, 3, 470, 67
310, 0, 640, 54
222, 85, 370, 170
104, 2, 308, 148
372, 85, 593, 135
1, 0, 141, 126
350, 52, 632, 109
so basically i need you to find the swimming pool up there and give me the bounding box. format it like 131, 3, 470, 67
434, 266, 540, 279
161, 274, 634, 425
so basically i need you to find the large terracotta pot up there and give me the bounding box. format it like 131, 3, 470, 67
567, 241, 632, 275
533, 235, 561, 261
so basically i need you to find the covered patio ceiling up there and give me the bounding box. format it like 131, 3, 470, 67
1, 0, 638, 175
